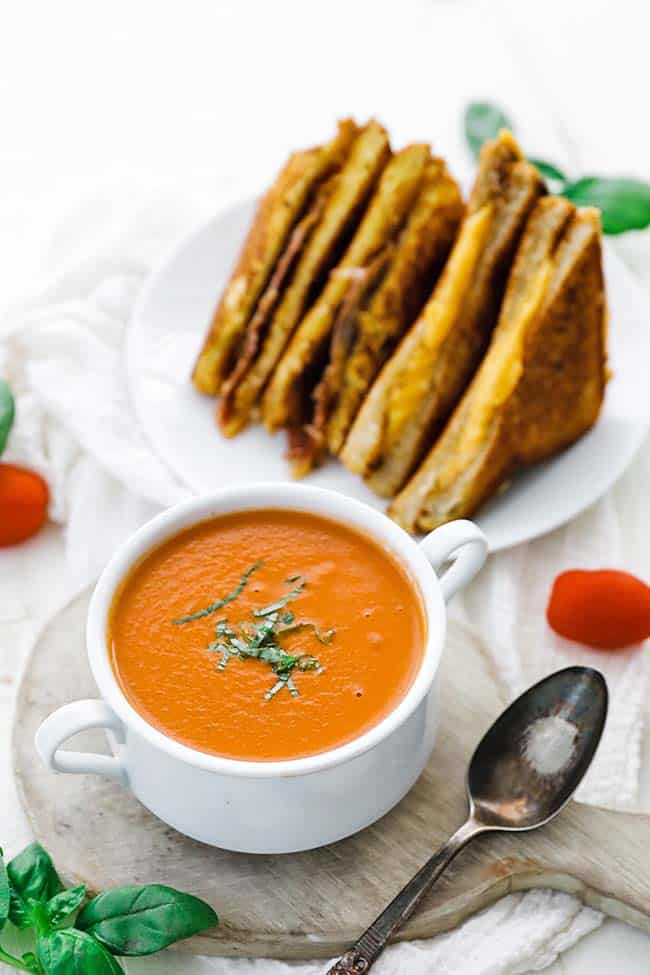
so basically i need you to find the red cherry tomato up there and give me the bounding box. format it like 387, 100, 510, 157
0, 463, 49, 546
547, 569, 650, 649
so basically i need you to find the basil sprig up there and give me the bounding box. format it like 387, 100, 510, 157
0, 379, 15, 456
0, 841, 218, 973
464, 101, 650, 235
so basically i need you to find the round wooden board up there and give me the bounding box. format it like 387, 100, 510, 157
13, 591, 650, 959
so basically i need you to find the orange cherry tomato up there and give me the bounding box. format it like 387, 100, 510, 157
0, 463, 49, 547
547, 569, 650, 649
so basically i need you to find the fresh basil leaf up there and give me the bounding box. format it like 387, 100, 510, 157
529, 158, 568, 189
563, 177, 650, 234
76, 884, 218, 955
464, 101, 512, 158
8, 843, 62, 929
46, 886, 87, 928
29, 900, 51, 935
38, 929, 123, 975
21, 951, 40, 974
0, 380, 15, 456
0, 848, 9, 931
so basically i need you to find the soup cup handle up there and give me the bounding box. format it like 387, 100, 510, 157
420, 520, 488, 602
35, 699, 128, 785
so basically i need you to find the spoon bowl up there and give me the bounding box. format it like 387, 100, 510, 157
468, 666, 608, 830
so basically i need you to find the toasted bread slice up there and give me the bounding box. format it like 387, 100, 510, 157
390, 199, 607, 532
287, 247, 394, 477
341, 131, 544, 497
262, 143, 433, 437
218, 120, 391, 434
217, 186, 331, 431
193, 119, 359, 395
326, 158, 464, 456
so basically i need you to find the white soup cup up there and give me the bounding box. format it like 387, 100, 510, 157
36, 483, 487, 853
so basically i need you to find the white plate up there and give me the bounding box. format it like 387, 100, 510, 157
126, 199, 650, 552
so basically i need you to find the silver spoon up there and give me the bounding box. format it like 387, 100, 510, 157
327, 665, 608, 975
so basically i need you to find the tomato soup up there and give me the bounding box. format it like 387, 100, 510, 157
109, 509, 425, 761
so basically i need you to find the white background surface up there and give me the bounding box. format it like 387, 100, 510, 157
1, 0, 650, 970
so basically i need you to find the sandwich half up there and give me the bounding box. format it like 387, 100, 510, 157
260, 143, 438, 447
288, 157, 464, 474
341, 131, 544, 497
217, 120, 391, 434
389, 197, 607, 532
193, 118, 359, 395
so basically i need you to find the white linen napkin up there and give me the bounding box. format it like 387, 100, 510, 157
2, 195, 650, 973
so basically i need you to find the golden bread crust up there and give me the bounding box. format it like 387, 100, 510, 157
192, 119, 358, 395
218, 190, 328, 436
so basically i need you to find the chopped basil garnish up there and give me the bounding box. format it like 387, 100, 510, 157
174, 567, 335, 700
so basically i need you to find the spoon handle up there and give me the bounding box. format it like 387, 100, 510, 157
326, 818, 482, 974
